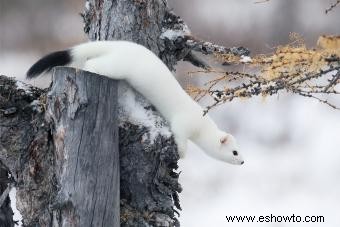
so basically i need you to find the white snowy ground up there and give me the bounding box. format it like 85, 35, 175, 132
179, 95, 340, 227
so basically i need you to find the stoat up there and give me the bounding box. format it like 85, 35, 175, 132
27, 41, 244, 165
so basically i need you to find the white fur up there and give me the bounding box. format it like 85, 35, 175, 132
70, 41, 244, 165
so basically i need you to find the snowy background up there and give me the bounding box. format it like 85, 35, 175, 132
1, 0, 340, 226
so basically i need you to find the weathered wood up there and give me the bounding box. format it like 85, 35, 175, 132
46, 67, 119, 226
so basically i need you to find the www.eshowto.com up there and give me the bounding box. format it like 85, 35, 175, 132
225, 214, 325, 223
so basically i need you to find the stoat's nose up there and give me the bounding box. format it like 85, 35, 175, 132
240, 161, 244, 165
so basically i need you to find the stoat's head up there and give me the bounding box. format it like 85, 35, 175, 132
202, 131, 244, 165
217, 133, 244, 165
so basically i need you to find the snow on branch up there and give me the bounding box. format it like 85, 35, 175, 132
160, 11, 249, 69
185, 37, 250, 56
187, 34, 340, 114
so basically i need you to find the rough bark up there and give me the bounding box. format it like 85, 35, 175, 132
0, 74, 54, 226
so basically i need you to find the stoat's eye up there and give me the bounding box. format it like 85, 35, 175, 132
232, 150, 238, 156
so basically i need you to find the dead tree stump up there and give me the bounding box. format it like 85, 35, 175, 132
46, 67, 119, 226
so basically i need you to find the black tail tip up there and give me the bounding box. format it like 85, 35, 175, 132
26, 67, 39, 79
26, 50, 72, 79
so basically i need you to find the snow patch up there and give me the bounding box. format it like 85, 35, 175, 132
160, 24, 190, 40
161, 30, 186, 40
30, 100, 42, 112
16, 81, 32, 94
9, 187, 23, 227
118, 82, 172, 143
30, 100, 40, 106
85, 1, 90, 11
240, 55, 252, 63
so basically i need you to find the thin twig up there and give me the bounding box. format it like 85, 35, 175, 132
324, 70, 340, 92
199, 66, 340, 114
325, 0, 340, 14
254, 0, 270, 4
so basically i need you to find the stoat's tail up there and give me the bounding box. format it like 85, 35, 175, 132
26, 41, 111, 79
26, 50, 72, 79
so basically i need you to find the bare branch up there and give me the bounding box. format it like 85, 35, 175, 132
160, 11, 249, 70
196, 66, 340, 115
324, 70, 340, 92
185, 36, 250, 56
326, 0, 340, 14
254, 0, 270, 4
186, 33, 340, 114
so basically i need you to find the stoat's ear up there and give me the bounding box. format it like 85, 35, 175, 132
220, 135, 228, 144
